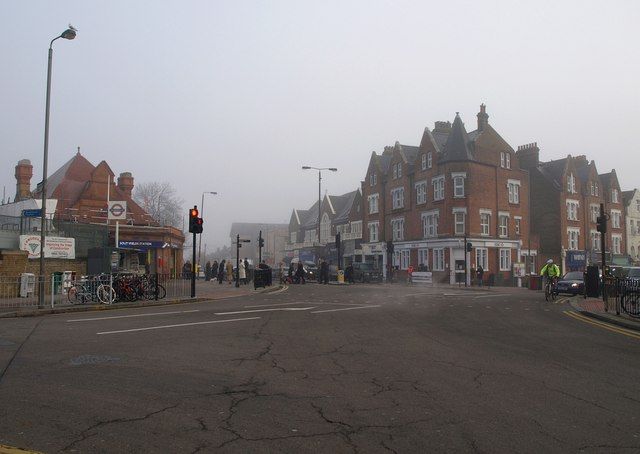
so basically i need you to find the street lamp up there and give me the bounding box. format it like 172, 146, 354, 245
198, 191, 218, 269
38, 25, 77, 307
301, 166, 337, 248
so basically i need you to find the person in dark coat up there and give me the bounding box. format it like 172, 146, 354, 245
345, 263, 354, 283
183, 261, 192, 279
244, 258, 251, 283
205, 261, 212, 281
218, 260, 226, 284
295, 261, 306, 284
288, 262, 295, 282
211, 260, 218, 282
476, 265, 484, 287
320, 258, 329, 284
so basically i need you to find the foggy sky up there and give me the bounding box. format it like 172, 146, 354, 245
2, 0, 639, 251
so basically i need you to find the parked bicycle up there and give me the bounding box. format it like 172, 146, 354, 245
67, 275, 114, 305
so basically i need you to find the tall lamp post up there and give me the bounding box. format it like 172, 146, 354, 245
301, 166, 337, 251
198, 191, 218, 269
39, 26, 77, 307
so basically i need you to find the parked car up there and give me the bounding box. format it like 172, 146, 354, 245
352, 262, 382, 283
555, 271, 585, 295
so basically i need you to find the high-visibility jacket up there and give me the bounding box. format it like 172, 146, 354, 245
540, 263, 561, 277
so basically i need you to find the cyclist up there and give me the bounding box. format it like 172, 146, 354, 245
540, 259, 561, 297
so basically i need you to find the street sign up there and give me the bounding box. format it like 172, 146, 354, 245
108, 201, 127, 220
22, 209, 42, 218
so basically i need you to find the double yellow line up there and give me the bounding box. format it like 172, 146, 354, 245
564, 310, 640, 340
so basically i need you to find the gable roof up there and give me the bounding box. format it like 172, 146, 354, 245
331, 190, 358, 223
623, 189, 636, 206
440, 113, 474, 163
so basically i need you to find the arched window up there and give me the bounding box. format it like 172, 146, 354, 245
320, 213, 331, 243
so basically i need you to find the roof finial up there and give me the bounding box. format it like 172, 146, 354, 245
77, 146, 81, 155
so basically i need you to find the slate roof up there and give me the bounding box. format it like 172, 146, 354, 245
300, 200, 320, 229
599, 172, 614, 187
398, 144, 419, 164
440, 113, 474, 163
431, 130, 449, 151
539, 158, 568, 183
575, 160, 592, 182
622, 190, 636, 206
330, 190, 358, 223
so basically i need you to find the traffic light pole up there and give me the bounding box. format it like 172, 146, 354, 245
191, 230, 196, 297
236, 234, 240, 288
600, 203, 607, 308
258, 230, 262, 264
464, 234, 468, 288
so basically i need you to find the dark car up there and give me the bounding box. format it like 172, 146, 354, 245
352, 262, 382, 283
555, 271, 585, 295
303, 261, 318, 281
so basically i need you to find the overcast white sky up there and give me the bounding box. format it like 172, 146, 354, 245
1, 0, 639, 250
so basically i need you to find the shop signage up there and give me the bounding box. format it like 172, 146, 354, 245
566, 250, 586, 271
118, 240, 164, 250
22, 209, 42, 218
108, 201, 127, 220
412, 271, 433, 285
19, 235, 76, 259
483, 241, 516, 248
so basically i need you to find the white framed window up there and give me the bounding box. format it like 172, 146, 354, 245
369, 173, 377, 187
391, 218, 404, 241
304, 229, 317, 243
499, 248, 511, 271
476, 247, 488, 271
393, 250, 410, 270
290, 232, 297, 243
612, 189, 619, 203
368, 221, 379, 243
392, 162, 402, 180
421, 154, 427, 170
418, 248, 429, 268
514, 216, 522, 235
566, 199, 579, 221
368, 194, 379, 214
391, 187, 404, 209
636, 200, 640, 212
567, 228, 580, 250
454, 210, 466, 235
594, 183, 599, 197
480, 211, 491, 236
611, 210, 621, 228
320, 213, 331, 243
590, 230, 600, 251
612, 234, 622, 254
507, 179, 521, 204
499, 214, 509, 237
500, 152, 505, 168
422, 210, 439, 238
432, 175, 445, 201
392, 163, 397, 179
505, 153, 511, 169
350, 221, 362, 235
567, 173, 576, 194
590, 182, 595, 196
415, 181, 427, 205
590, 204, 599, 223
433, 248, 444, 271
427, 152, 433, 168
452, 172, 466, 198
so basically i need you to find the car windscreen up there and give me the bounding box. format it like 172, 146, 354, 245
563, 271, 583, 280
626, 268, 640, 278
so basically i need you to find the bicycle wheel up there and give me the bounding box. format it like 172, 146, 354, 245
67, 285, 84, 305
97, 284, 114, 305
550, 288, 557, 301
544, 284, 551, 302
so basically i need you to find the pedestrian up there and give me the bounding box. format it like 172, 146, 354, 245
476, 265, 484, 287
205, 261, 212, 281
226, 260, 233, 284
183, 261, 191, 280
345, 263, 354, 283
239, 259, 247, 285
296, 261, 306, 284
244, 258, 250, 283
320, 258, 328, 284
288, 262, 295, 283
218, 260, 225, 284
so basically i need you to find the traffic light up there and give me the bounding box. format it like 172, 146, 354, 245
258, 236, 264, 248
188, 206, 203, 234
335, 232, 341, 250
596, 215, 607, 234
466, 242, 473, 252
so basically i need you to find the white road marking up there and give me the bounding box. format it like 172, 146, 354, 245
68, 310, 199, 323
214, 307, 315, 315
244, 302, 304, 308
443, 293, 467, 296
97, 317, 260, 335
473, 294, 511, 299
311, 305, 381, 314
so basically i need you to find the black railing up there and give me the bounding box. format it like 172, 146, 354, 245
604, 277, 640, 318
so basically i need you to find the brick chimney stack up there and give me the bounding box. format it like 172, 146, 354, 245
14, 159, 33, 202
117, 172, 134, 197
516, 142, 540, 170
477, 103, 489, 131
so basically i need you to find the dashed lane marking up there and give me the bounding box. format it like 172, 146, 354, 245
473, 293, 511, 299
564, 310, 640, 340
215, 307, 315, 315
311, 305, 381, 314
244, 302, 305, 308
67, 309, 199, 323
97, 317, 261, 335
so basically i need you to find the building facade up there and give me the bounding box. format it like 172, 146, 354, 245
361, 105, 533, 285
623, 189, 640, 263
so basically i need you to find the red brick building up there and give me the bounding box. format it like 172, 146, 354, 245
517, 148, 627, 272
18, 151, 185, 275
361, 105, 533, 285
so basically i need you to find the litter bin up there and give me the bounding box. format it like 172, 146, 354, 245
585, 266, 600, 297
337, 270, 345, 284
52, 271, 64, 294
529, 274, 541, 291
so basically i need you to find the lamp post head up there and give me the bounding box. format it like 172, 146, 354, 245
301, 166, 311, 170
328, 168, 338, 172
61, 26, 77, 40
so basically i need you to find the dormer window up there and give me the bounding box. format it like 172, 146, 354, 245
369, 172, 377, 187
500, 151, 511, 169
421, 154, 427, 170
392, 163, 402, 179
567, 173, 576, 194
427, 152, 433, 168
612, 188, 619, 203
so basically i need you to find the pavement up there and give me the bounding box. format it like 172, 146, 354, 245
569, 294, 640, 332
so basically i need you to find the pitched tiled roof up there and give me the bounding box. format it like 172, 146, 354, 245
622, 190, 635, 206
331, 190, 358, 223
398, 144, 419, 164
599, 172, 614, 187
539, 158, 568, 184
440, 113, 474, 163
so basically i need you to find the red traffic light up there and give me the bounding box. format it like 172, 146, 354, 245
190, 208, 199, 218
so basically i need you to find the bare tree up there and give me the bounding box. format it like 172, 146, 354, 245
133, 181, 184, 228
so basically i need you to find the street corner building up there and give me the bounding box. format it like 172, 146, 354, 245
360, 105, 535, 285
0, 150, 185, 277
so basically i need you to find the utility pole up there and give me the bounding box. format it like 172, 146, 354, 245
598, 203, 608, 308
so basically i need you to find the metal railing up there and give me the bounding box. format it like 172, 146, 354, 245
0, 273, 191, 312
603, 277, 640, 318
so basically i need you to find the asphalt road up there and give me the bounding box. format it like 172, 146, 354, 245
1, 283, 639, 453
